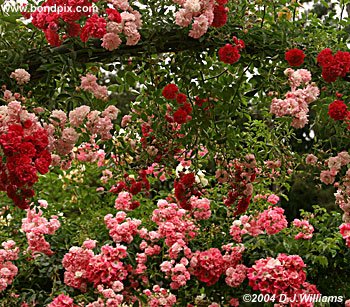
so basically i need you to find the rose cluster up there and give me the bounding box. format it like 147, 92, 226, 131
317, 48, 350, 83
48, 102, 119, 169
0, 100, 51, 209
319, 151, 350, 223
285, 48, 306, 67
248, 254, 319, 306
80, 74, 108, 100
0, 240, 19, 292
218, 36, 245, 64
47, 294, 77, 307
28, 0, 141, 50
222, 154, 257, 215
151, 199, 198, 247
230, 206, 288, 242
173, 0, 229, 39
270, 68, 319, 128
21, 202, 61, 256
190, 244, 246, 287
328, 98, 350, 126
162, 84, 193, 125
174, 172, 202, 210
143, 285, 177, 307
292, 219, 314, 240
62, 240, 129, 293
104, 211, 141, 244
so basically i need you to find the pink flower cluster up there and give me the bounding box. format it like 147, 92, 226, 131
62, 241, 128, 293
190, 196, 211, 220
80, 74, 109, 100
104, 211, 141, 244
339, 223, 350, 247
190, 244, 245, 287
253, 193, 280, 204
230, 206, 288, 242
257, 206, 288, 235
225, 264, 247, 287
143, 285, 177, 307
0, 240, 19, 292
75, 143, 106, 167
135, 241, 161, 275
160, 258, 191, 290
151, 199, 198, 247
103, 6, 142, 49
270, 68, 319, 128
10, 69, 31, 85
114, 191, 133, 211
247, 254, 319, 306
173, 0, 228, 39
21, 203, 61, 256
28, 0, 141, 50
320, 151, 350, 185
48, 294, 77, 307
292, 219, 314, 240
189, 247, 224, 286
48, 103, 119, 169
319, 151, 350, 222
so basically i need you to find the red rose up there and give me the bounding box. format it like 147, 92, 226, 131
16, 164, 38, 187
285, 48, 305, 67
162, 84, 179, 100
218, 44, 240, 64
173, 108, 188, 124
80, 14, 107, 42
317, 48, 333, 67
216, 0, 228, 4
67, 22, 81, 37
211, 5, 228, 28
106, 8, 122, 23
44, 29, 62, 47
35, 156, 51, 175
19, 142, 36, 158
130, 182, 142, 195
328, 100, 348, 120
176, 93, 187, 104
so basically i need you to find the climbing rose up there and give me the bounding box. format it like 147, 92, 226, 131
285, 48, 305, 67
218, 44, 240, 64
162, 84, 179, 100
328, 100, 348, 121
211, 5, 228, 28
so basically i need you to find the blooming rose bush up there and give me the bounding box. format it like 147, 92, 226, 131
2, 0, 350, 305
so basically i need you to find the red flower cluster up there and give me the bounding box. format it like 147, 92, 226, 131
174, 172, 201, 210
80, 14, 107, 42
218, 36, 245, 64
190, 248, 224, 286
317, 48, 350, 83
285, 48, 305, 67
63, 242, 129, 291
248, 254, 319, 306
29, 0, 122, 47
0, 122, 51, 209
30, 0, 94, 46
223, 155, 257, 216
162, 84, 193, 125
110, 171, 150, 207
212, 1, 229, 28
328, 100, 348, 121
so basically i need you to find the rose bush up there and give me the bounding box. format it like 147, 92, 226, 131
1, 0, 350, 306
